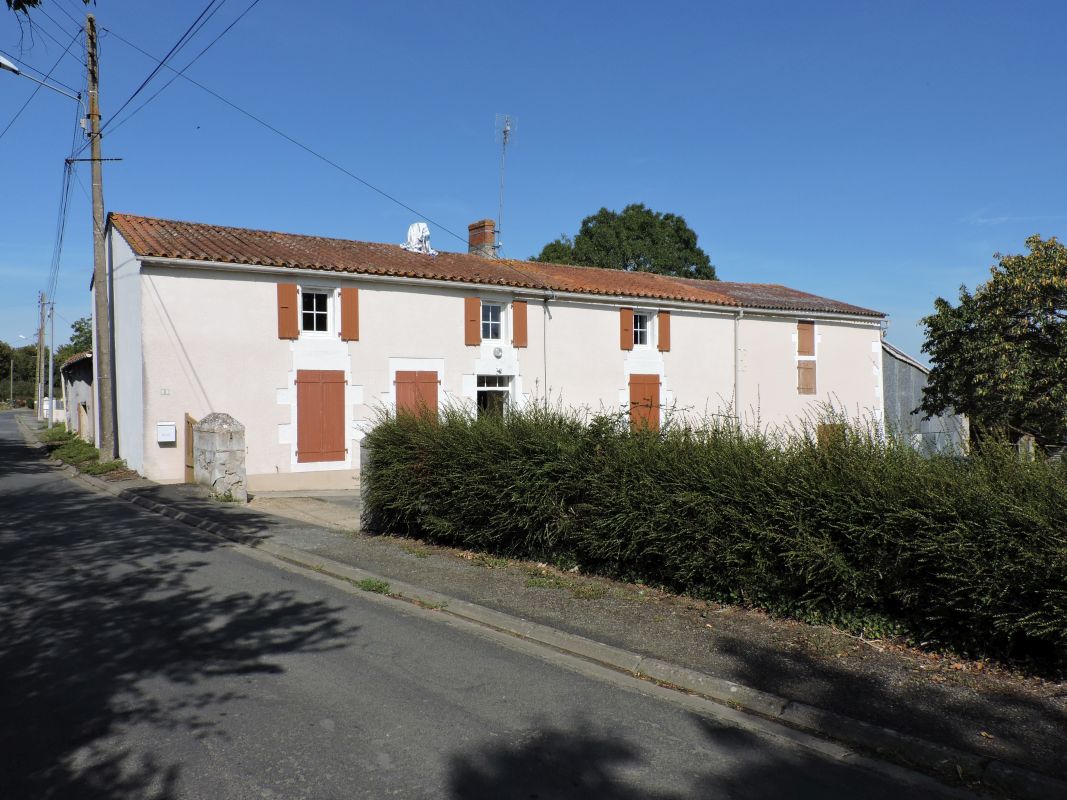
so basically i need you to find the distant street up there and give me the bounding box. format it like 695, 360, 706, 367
0, 411, 965, 800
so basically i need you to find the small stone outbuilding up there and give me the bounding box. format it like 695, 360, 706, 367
60, 351, 94, 443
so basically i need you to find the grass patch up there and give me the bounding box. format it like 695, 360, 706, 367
53, 438, 102, 465
41, 424, 74, 443
571, 583, 608, 600
472, 553, 510, 570
401, 542, 431, 558
81, 459, 126, 476
353, 578, 390, 594
524, 575, 563, 589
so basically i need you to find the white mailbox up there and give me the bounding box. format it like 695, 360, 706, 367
156, 422, 177, 444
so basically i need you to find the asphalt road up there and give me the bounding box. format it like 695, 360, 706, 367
0, 412, 968, 800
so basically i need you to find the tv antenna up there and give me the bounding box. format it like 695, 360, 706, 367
495, 113, 515, 257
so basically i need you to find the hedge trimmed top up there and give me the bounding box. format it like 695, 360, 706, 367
109, 213, 884, 319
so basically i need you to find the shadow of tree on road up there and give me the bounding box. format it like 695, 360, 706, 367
447, 713, 958, 800
0, 432, 355, 799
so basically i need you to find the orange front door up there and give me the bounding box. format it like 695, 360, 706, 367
296, 370, 346, 462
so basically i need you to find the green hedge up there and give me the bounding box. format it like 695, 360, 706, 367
363, 407, 1067, 669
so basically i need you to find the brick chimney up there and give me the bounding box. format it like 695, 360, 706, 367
467, 219, 496, 258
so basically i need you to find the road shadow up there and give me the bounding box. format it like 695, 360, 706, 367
0, 436, 356, 799
446, 714, 951, 800
710, 630, 1067, 782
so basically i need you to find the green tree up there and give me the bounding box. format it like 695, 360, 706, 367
532, 203, 717, 280
921, 235, 1067, 445
54, 315, 92, 369
0, 340, 39, 405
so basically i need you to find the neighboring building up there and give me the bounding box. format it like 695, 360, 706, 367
60, 351, 94, 442
881, 340, 967, 453
97, 213, 887, 490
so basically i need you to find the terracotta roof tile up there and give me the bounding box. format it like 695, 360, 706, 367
60, 351, 92, 370
108, 213, 883, 318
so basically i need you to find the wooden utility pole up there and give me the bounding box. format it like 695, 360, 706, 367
35, 292, 45, 419
87, 14, 116, 458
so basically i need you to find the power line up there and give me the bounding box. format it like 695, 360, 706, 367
51, 0, 83, 30
106, 0, 261, 139
98, 0, 224, 139
45, 100, 85, 305
0, 29, 80, 143
101, 26, 470, 246
34, 5, 79, 40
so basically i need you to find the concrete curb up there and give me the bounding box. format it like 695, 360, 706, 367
15, 414, 1066, 800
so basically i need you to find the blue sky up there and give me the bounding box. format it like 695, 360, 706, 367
2, 1, 1066, 361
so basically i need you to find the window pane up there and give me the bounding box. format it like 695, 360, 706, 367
314, 293, 327, 312
633, 314, 648, 346
302, 312, 315, 330
303, 293, 315, 311
314, 312, 327, 332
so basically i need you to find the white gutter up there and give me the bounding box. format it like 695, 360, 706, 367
138, 255, 884, 324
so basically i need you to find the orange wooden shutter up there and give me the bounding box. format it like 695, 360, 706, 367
296, 370, 346, 462
628, 374, 660, 432
657, 310, 671, 352
277, 283, 299, 340
620, 307, 634, 351
797, 321, 815, 356
797, 361, 816, 395
340, 287, 359, 341
464, 297, 481, 346
395, 371, 419, 415
396, 371, 438, 417
512, 300, 528, 347
416, 371, 439, 416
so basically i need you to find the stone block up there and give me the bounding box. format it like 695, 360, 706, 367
193, 412, 247, 502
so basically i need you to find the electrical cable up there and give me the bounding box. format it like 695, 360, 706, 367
45, 109, 82, 302
101, 25, 471, 247
51, 0, 84, 30
34, 5, 79, 40
105, 0, 259, 139
97, 0, 224, 140
0, 28, 79, 143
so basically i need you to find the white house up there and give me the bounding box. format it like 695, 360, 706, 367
96, 213, 886, 491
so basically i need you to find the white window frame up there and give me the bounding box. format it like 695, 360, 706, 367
300, 287, 334, 338
632, 310, 653, 349
476, 374, 511, 416
481, 301, 505, 342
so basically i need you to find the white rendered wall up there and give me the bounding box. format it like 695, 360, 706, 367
736, 314, 882, 433
663, 310, 737, 424
138, 266, 292, 484
109, 231, 144, 473
122, 243, 883, 487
